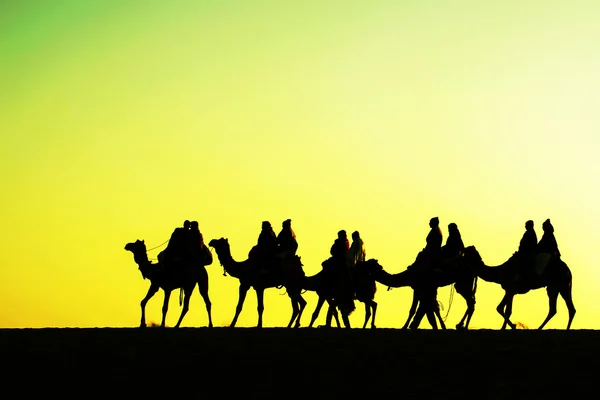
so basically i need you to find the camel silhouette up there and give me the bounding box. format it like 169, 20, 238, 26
208, 237, 307, 328
360, 258, 477, 330
461, 246, 576, 330
124, 239, 213, 328
302, 268, 350, 328
306, 259, 378, 329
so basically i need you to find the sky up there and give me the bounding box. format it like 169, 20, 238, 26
1, 0, 599, 329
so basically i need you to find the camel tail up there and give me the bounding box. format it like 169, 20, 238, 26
179, 288, 184, 306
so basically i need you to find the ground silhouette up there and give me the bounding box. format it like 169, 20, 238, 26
462, 246, 576, 329
208, 237, 306, 328
2, 328, 596, 397
124, 239, 213, 328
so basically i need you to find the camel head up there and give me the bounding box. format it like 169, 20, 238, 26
208, 237, 229, 252
124, 239, 146, 255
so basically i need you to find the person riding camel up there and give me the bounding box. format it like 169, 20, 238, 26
410, 217, 443, 272
514, 220, 538, 280
441, 222, 464, 258
276, 219, 298, 260
535, 219, 560, 276
158, 220, 191, 268
330, 230, 350, 260
189, 220, 213, 266
322, 229, 350, 276
347, 231, 366, 269
249, 221, 278, 273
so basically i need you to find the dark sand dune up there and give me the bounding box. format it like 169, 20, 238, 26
1, 328, 595, 397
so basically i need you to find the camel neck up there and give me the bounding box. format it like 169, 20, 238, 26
374, 268, 412, 288
216, 246, 242, 279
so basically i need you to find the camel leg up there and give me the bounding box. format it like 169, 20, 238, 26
341, 313, 351, 329
538, 287, 559, 330
426, 294, 439, 330
331, 305, 341, 328
497, 292, 516, 330
325, 304, 333, 327
464, 295, 476, 329
294, 294, 307, 328
287, 296, 300, 329
409, 304, 426, 329
504, 295, 517, 330
434, 303, 446, 330
256, 288, 264, 328
427, 310, 439, 330
174, 288, 192, 328
370, 301, 377, 329
161, 290, 172, 328
309, 296, 326, 327
362, 302, 371, 329
230, 284, 250, 328
559, 283, 576, 330
457, 294, 475, 330
198, 277, 213, 328
140, 284, 159, 328
402, 291, 419, 329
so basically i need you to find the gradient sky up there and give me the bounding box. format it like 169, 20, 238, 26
2, 0, 599, 329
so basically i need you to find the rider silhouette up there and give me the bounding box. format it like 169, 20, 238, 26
441, 222, 464, 258
249, 221, 278, 273
330, 230, 350, 260
276, 219, 298, 260
537, 219, 560, 257
346, 231, 366, 268
515, 220, 538, 280
159, 220, 191, 267
189, 220, 213, 265
424, 217, 443, 256
410, 217, 443, 272
534, 219, 561, 276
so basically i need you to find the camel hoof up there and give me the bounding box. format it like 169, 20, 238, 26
456, 324, 465, 331
208, 323, 214, 328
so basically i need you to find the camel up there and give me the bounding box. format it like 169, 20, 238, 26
305, 259, 378, 329
461, 246, 576, 330
302, 269, 347, 328
208, 238, 307, 328
124, 239, 213, 328
360, 257, 478, 330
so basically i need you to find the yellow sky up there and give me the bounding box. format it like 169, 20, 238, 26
1, 0, 599, 329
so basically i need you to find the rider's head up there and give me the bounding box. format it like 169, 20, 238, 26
525, 220, 534, 230
448, 222, 458, 233
338, 230, 346, 239
190, 221, 199, 231
262, 221, 271, 230
542, 219, 554, 233
283, 219, 291, 228
183, 220, 191, 229
430, 217, 439, 228
352, 231, 360, 240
